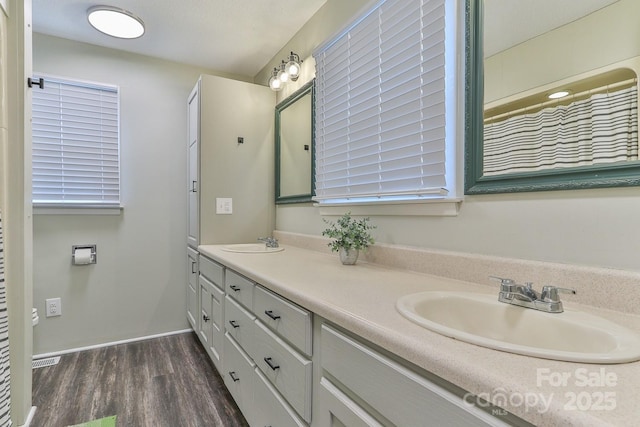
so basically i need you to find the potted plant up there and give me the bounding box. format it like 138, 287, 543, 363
322, 212, 375, 265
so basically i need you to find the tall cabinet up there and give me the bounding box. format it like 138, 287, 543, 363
187, 74, 275, 371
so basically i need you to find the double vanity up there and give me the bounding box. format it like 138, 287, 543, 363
189, 239, 640, 427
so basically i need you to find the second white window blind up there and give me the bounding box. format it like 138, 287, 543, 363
313, 0, 447, 203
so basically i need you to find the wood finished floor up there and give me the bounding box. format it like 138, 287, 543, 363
32, 332, 248, 427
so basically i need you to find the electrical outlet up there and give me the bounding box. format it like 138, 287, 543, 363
46, 298, 62, 317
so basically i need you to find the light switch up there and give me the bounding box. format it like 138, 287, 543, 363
216, 198, 233, 214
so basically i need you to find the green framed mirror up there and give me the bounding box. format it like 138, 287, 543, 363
275, 80, 315, 204
465, 0, 640, 194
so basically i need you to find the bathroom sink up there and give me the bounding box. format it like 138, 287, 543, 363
396, 291, 640, 363
220, 243, 284, 253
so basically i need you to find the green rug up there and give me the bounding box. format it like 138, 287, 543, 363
68, 415, 116, 427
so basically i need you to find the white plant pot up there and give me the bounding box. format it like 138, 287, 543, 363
339, 248, 359, 265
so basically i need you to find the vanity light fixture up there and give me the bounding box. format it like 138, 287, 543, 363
548, 90, 570, 99
268, 51, 303, 91
269, 68, 283, 91
87, 6, 145, 39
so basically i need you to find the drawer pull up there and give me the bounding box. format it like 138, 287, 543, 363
263, 357, 280, 371
202, 314, 210, 322
228, 371, 240, 382
228, 320, 240, 329
264, 310, 281, 321
191, 261, 197, 274
229, 285, 241, 292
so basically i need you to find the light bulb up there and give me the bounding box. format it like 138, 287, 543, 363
277, 67, 289, 83
285, 61, 300, 81
284, 51, 302, 81
269, 74, 282, 91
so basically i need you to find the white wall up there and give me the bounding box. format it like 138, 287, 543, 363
269, 0, 640, 273
485, 0, 640, 103
32, 34, 221, 354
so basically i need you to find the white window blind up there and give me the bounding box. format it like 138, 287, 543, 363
32, 75, 120, 207
313, 0, 448, 203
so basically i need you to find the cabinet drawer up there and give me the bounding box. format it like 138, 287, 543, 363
321, 324, 503, 427
224, 295, 255, 358
253, 367, 306, 427
254, 285, 312, 357
199, 255, 224, 285
224, 333, 255, 423
254, 321, 312, 422
225, 269, 254, 309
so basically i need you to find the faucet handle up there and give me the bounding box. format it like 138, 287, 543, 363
541, 285, 576, 303
489, 276, 517, 292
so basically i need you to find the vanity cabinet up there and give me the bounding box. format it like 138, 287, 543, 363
223, 268, 310, 426
199, 252, 519, 427
185, 74, 274, 338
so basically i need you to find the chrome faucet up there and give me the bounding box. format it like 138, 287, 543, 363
490, 276, 576, 313
258, 237, 279, 248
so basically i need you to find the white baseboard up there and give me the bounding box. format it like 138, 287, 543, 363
19, 406, 36, 427
33, 328, 194, 359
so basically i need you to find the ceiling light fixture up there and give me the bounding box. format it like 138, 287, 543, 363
548, 90, 570, 99
87, 6, 145, 39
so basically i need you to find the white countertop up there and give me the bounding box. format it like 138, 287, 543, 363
199, 244, 640, 427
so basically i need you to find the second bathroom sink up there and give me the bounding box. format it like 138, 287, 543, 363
396, 291, 640, 364
221, 243, 284, 253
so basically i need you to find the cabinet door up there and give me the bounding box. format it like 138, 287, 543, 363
200, 274, 224, 373
187, 84, 199, 248
198, 277, 212, 348
186, 247, 198, 330
318, 377, 384, 427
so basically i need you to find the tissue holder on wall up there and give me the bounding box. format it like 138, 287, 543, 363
72, 245, 97, 265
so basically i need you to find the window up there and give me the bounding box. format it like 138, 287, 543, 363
313, 0, 455, 206
31, 75, 120, 208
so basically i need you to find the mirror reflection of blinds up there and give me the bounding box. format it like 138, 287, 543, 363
483, 86, 638, 176
313, 0, 448, 203
31, 76, 120, 207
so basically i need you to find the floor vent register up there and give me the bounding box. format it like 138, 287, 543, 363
32, 356, 61, 369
